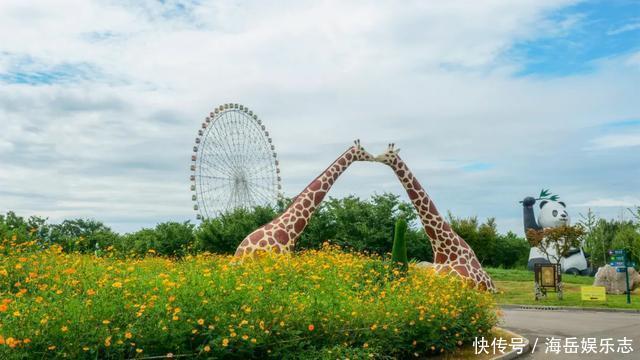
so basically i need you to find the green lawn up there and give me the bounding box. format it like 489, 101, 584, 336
486, 267, 640, 310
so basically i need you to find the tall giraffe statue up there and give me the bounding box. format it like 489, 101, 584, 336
375, 144, 495, 291
235, 140, 375, 257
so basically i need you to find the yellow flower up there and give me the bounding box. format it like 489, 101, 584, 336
125, 332, 133, 339
222, 338, 229, 347
102, 320, 111, 325
61, 326, 68, 332
204, 345, 211, 352
197, 318, 205, 325
105, 336, 112, 347
48, 345, 56, 350
112, 282, 122, 288
136, 348, 143, 353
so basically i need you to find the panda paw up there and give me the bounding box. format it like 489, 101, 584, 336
522, 197, 536, 207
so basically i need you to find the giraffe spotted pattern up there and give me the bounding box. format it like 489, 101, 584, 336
234, 141, 374, 257
376, 144, 496, 292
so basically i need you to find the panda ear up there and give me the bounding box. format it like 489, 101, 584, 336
539, 200, 548, 209
558, 201, 566, 208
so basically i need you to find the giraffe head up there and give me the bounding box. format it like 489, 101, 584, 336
351, 139, 375, 161
374, 143, 401, 165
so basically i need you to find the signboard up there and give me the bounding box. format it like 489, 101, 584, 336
608, 249, 632, 304
581, 286, 607, 301
534, 263, 562, 300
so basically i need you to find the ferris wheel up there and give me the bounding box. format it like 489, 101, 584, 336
190, 103, 282, 219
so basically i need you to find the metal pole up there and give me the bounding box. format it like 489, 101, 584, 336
625, 252, 631, 304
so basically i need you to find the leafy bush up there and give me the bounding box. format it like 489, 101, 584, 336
0, 196, 540, 269
195, 206, 277, 254
391, 218, 408, 271
0, 241, 497, 359
579, 212, 640, 268
44, 218, 119, 253
448, 214, 530, 268
121, 222, 195, 257
297, 194, 433, 262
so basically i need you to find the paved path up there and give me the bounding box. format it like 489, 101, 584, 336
500, 308, 640, 359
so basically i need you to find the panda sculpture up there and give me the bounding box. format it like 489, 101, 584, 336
522, 196, 590, 275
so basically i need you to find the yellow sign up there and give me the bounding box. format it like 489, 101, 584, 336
581, 286, 607, 301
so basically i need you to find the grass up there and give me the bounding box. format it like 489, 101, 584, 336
486, 267, 640, 310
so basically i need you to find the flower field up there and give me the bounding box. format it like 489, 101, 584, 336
1, 238, 497, 359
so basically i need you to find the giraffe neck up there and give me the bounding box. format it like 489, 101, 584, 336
388, 156, 468, 255
276, 148, 356, 247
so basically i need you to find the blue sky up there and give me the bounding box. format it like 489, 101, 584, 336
512, 0, 640, 76
0, 0, 639, 235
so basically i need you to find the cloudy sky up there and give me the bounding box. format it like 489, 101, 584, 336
1, 0, 638, 235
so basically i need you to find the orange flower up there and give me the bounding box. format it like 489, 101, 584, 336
308, 324, 315, 331
0, 304, 7, 312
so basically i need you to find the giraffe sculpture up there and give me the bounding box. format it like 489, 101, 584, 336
375, 144, 496, 291
234, 140, 375, 257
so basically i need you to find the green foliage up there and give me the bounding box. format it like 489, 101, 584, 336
195, 206, 277, 254
447, 214, 530, 268
298, 194, 433, 262
391, 218, 408, 271
0, 211, 46, 245
611, 225, 640, 266
44, 218, 118, 253
123, 221, 195, 257
579, 213, 640, 269
495, 232, 530, 268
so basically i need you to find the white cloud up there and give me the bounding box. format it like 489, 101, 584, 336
607, 21, 640, 35
589, 133, 640, 149
575, 197, 640, 208
0, 0, 638, 234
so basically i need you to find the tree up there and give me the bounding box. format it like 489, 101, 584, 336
195, 206, 277, 254
447, 214, 498, 266
526, 225, 585, 268
44, 218, 118, 253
